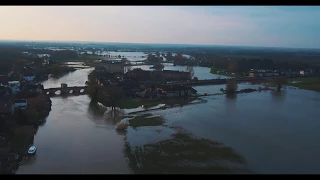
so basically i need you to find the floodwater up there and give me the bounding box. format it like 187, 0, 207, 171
130, 87, 320, 174
16, 64, 320, 174
130, 64, 230, 80
83, 51, 191, 62
17, 68, 131, 174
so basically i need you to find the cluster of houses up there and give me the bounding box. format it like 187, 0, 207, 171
0, 72, 49, 117
248, 69, 316, 78
88, 66, 197, 100
0, 64, 50, 174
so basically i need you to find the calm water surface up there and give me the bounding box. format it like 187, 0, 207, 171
17, 68, 131, 174
17, 65, 320, 174
130, 64, 230, 80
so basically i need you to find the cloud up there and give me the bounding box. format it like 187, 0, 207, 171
0, 6, 319, 48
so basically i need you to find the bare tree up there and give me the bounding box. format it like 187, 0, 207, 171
105, 108, 125, 125
226, 79, 238, 95
273, 76, 287, 92
102, 86, 125, 110
153, 62, 164, 70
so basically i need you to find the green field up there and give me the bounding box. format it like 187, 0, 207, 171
287, 77, 320, 92
128, 114, 165, 128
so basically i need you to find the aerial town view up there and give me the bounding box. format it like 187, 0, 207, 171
1, 6, 320, 174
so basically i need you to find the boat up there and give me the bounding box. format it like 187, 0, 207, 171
27, 146, 37, 155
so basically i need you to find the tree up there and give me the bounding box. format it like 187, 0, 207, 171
33, 58, 43, 67
228, 62, 238, 73
89, 85, 100, 101
102, 86, 125, 110
50, 50, 78, 62
166, 52, 173, 61
173, 53, 185, 65
210, 66, 217, 74
273, 76, 287, 92
153, 62, 164, 70
226, 79, 238, 95
147, 54, 159, 62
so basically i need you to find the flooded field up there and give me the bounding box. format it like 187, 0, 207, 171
131, 64, 230, 80
122, 87, 320, 174
81, 51, 192, 62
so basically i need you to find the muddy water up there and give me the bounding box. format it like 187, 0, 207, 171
17, 68, 131, 174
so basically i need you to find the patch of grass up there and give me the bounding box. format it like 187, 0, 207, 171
124, 128, 250, 174
287, 77, 320, 92
128, 114, 165, 128
116, 99, 162, 109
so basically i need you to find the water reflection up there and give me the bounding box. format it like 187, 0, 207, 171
88, 101, 125, 126
104, 108, 125, 125
226, 94, 237, 100
225, 94, 237, 114
88, 101, 106, 118
271, 90, 286, 102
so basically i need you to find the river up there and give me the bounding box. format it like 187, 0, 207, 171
16, 65, 320, 174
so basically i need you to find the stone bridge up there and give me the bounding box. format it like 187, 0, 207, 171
165, 77, 264, 86
43, 86, 89, 96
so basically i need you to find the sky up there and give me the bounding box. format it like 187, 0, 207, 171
0, 6, 319, 49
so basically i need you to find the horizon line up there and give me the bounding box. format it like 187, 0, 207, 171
0, 39, 319, 51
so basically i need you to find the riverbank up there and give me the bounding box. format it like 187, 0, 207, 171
116, 99, 161, 109
210, 71, 239, 78
116, 87, 269, 110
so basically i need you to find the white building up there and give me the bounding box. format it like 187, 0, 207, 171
8, 81, 21, 94
23, 75, 36, 82
14, 99, 28, 109
300, 70, 305, 76
8, 81, 20, 87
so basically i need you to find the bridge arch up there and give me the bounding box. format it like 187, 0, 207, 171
43, 86, 89, 97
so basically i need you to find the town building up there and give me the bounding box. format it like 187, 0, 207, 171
100, 60, 124, 74
22, 72, 36, 82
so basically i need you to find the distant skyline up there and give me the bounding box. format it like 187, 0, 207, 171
0, 6, 320, 49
